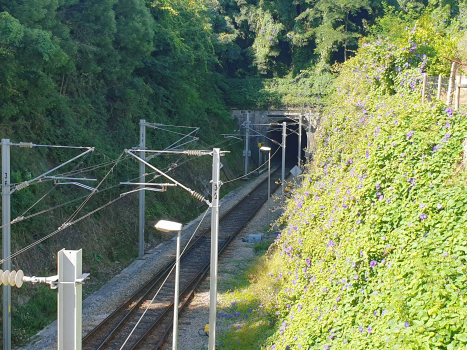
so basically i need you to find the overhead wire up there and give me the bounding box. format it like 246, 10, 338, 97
222, 145, 281, 184
119, 207, 210, 350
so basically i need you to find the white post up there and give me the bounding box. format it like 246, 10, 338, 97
455, 74, 461, 111
57, 249, 82, 350
208, 148, 221, 350
298, 115, 302, 167
173, 229, 181, 350
244, 113, 250, 177
437, 74, 442, 100
2, 139, 11, 350
281, 122, 286, 198
447, 62, 459, 106
422, 73, 427, 103
139, 120, 146, 258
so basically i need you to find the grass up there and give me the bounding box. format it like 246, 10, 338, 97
215, 240, 283, 349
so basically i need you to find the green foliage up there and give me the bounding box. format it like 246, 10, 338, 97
219, 14, 467, 349
12, 284, 57, 344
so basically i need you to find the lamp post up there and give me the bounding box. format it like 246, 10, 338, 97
260, 146, 271, 225
154, 220, 183, 350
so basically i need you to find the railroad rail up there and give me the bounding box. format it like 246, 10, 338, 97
82, 166, 286, 350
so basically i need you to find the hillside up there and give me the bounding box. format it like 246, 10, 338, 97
1, 0, 467, 347
208, 5, 467, 350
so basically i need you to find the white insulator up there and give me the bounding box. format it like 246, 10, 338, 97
186, 150, 202, 156
191, 191, 205, 202
19, 142, 33, 148
15, 181, 29, 191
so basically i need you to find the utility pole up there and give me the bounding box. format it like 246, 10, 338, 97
208, 148, 221, 350
281, 122, 286, 198
2, 139, 11, 350
244, 112, 250, 177
1, 141, 92, 350
139, 120, 146, 258
298, 115, 302, 167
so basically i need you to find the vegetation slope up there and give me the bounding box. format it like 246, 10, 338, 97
213, 3, 467, 350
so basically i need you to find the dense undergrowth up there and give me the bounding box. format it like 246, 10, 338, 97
216, 8, 467, 350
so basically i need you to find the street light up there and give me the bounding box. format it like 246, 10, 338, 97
154, 220, 183, 350
260, 146, 271, 226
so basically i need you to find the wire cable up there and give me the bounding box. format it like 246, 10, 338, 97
62, 152, 125, 226
223, 146, 281, 184
119, 208, 210, 350
0, 194, 127, 265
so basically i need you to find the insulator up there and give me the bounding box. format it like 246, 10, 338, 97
186, 150, 202, 156
19, 142, 33, 148
191, 191, 205, 202
15, 182, 29, 191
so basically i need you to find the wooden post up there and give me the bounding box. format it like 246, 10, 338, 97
437, 74, 442, 100
447, 62, 459, 105
422, 73, 427, 103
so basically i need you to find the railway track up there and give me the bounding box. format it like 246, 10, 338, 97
82, 166, 285, 350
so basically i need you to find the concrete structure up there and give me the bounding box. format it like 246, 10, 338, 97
230, 109, 320, 167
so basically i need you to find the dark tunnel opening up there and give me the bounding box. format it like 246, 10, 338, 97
267, 121, 307, 167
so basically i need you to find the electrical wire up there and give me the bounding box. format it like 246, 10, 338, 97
222, 146, 281, 184
61, 152, 125, 226
119, 208, 210, 350
0, 195, 126, 265
15, 186, 56, 220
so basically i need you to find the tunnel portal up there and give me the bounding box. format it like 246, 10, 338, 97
230, 110, 319, 170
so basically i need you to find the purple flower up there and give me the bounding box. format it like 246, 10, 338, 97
367, 326, 372, 333
437, 204, 442, 209
370, 260, 377, 267
348, 159, 353, 164
420, 213, 427, 220
376, 183, 380, 190
405, 321, 410, 328
406, 130, 415, 139
359, 327, 363, 333
433, 145, 438, 152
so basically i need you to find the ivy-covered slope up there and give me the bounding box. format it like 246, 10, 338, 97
260, 32, 467, 350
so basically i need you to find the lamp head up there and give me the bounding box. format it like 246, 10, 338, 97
260, 146, 271, 152
155, 220, 183, 233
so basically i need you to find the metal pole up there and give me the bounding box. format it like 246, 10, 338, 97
244, 112, 250, 177
281, 122, 286, 198
267, 150, 271, 226
298, 115, 302, 167
208, 148, 221, 350
57, 249, 82, 350
173, 229, 181, 350
139, 120, 146, 258
2, 139, 11, 350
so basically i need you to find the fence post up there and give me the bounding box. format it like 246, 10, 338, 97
422, 73, 427, 103
437, 74, 442, 100
447, 62, 459, 106
455, 74, 461, 111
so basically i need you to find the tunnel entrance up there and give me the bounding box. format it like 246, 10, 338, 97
268, 119, 308, 167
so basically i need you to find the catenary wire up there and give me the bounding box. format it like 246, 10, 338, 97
222, 146, 281, 184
